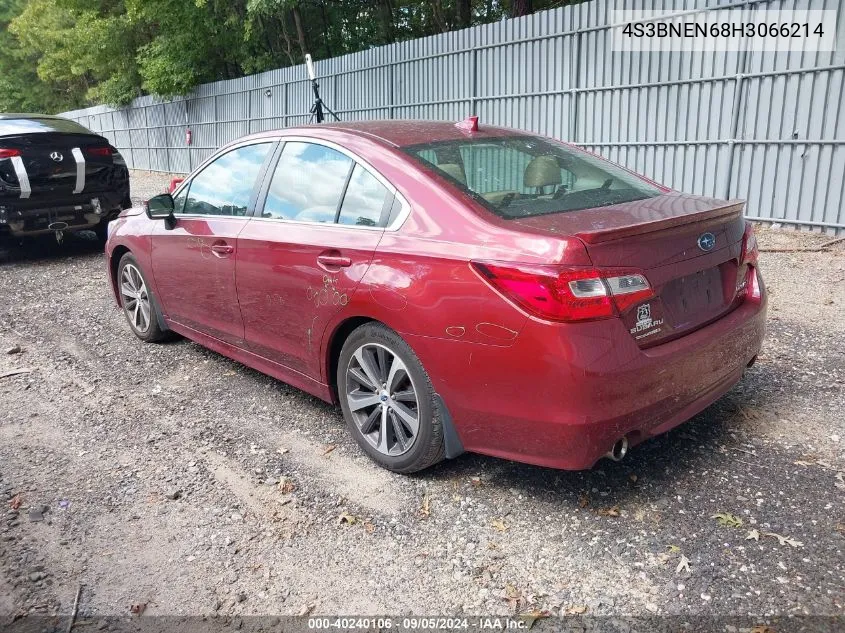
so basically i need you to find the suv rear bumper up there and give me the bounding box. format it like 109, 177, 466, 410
0, 189, 129, 238
412, 270, 767, 470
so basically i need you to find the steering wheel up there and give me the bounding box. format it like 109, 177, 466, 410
601, 178, 613, 190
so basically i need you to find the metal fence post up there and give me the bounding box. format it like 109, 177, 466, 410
470, 48, 477, 114
722, 45, 750, 200
388, 62, 395, 119
247, 89, 252, 135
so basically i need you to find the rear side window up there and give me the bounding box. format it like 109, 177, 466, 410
0, 117, 94, 136
262, 142, 352, 222
181, 143, 272, 216
259, 141, 392, 228
337, 164, 389, 227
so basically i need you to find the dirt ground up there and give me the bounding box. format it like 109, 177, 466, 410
0, 172, 843, 627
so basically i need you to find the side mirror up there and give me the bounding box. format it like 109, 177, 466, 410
144, 193, 176, 229
145, 193, 174, 219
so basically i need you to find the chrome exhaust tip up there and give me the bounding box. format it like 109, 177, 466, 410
605, 436, 629, 462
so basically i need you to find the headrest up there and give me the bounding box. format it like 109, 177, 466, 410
524, 155, 562, 188
438, 163, 466, 184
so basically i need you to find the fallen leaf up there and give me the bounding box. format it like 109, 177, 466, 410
470, 476, 482, 487
676, 555, 691, 574
491, 518, 509, 532
276, 447, 290, 455
750, 626, 775, 633
712, 512, 743, 528
578, 493, 590, 508
363, 521, 375, 534
597, 506, 620, 517
321, 444, 337, 456
502, 584, 522, 610
667, 545, 681, 554
338, 512, 357, 525
419, 493, 431, 519
129, 603, 147, 616
746, 528, 760, 541
9, 494, 22, 510
519, 609, 550, 629
278, 478, 296, 494
763, 531, 803, 548
834, 523, 845, 534
563, 605, 587, 615
298, 603, 315, 617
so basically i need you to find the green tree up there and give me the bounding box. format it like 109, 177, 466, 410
1, 0, 578, 113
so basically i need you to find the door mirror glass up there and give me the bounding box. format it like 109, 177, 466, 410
146, 193, 175, 219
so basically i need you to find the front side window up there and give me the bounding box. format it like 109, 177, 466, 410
181, 143, 272, 216
262, 142, 353, 222
404, 136, 661, 219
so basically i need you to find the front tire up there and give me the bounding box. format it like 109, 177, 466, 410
337, 323, 445, 473
117, 253, 168, 343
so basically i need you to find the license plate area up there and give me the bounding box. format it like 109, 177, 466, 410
661, 264, 733, 329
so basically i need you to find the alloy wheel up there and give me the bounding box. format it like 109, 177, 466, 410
120, 263, 152, 334
345, 343, 419, 456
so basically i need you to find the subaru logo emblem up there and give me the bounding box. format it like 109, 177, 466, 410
50, 152, 63, 163
697, 232, 716, 252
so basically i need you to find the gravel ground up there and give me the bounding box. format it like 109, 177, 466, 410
0, 171, 843, 627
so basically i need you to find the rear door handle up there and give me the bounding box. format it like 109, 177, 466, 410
211, 243, 234, 256
317, 254, 352, 268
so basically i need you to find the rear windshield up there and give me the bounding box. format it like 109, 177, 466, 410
0, 117, 93, 136
403, 135, 661, 219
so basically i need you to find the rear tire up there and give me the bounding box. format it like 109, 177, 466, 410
117, 252, 169, 343
337, 323, 445, 473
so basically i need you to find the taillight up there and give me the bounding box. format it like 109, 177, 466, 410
740, 223, 758, 266
736, 223, 760, 300
0, 149, 21, 159
86, 146, 113, 157
471, 262, 654, 323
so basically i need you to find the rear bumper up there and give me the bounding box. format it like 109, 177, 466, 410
413, 270, 767, 470
0, 189, 128, 237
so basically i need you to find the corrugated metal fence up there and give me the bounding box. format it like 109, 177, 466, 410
61, 0, 845, 232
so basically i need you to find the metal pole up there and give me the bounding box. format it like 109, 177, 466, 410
721, 41, 749, 199
247, 89, 252, 135
142, 105, 151, 171
470, 48, 477, 114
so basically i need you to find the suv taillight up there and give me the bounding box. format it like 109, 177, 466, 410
0, 149, 21, 159
86, 146, 113, 157
471, 262, 654, 323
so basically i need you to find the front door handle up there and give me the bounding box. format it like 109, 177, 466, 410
211, 242, 234, 257
317, 254, 352, 268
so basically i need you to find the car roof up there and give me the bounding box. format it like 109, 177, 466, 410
0, 113, 70, 120
264, 120, 533, 148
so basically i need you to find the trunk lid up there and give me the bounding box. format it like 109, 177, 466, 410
0, 132, 119, 199
511, 192, 748, 346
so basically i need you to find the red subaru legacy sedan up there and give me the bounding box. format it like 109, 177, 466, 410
105, 119, 766, 473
